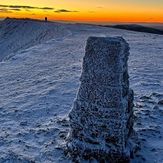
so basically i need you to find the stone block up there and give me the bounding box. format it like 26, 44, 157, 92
68, 36, 138, 163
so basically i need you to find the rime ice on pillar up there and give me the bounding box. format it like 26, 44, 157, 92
68, 37, 138, 163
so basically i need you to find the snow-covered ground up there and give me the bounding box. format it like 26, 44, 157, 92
0, 18, 163, 163
0, 18, 70, 61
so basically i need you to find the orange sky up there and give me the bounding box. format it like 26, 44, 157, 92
0, 0, 163, 22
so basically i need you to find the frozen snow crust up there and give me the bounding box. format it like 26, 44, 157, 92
0, 17, 70, 61
0, 18, 163, 163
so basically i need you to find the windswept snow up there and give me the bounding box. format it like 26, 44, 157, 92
0, 18, 70, 61
0, 18, 163, 163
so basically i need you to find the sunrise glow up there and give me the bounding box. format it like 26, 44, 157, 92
0, 0, 163, 23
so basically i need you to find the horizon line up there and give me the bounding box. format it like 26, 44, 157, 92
1, 17, 163, 25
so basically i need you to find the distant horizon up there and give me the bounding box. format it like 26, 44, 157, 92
1, 16, 163, 25
0, 1, 163, 23
1, 17, 163, 31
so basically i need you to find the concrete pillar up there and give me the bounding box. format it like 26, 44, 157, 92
68, 36, 138, 163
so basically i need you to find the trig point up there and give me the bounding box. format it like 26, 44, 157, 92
68, 36, 138, 163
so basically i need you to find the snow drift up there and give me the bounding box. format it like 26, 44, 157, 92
0, 18, 70, 61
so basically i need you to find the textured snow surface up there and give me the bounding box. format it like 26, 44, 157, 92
0, 18, 70, 61
0, 18, 163, 163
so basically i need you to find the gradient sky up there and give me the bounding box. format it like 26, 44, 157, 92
0, 0, 163, 22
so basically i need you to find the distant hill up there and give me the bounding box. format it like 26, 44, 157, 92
104, 24, 163, 35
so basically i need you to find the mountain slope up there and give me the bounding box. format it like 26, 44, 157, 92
0, 18, 70, 61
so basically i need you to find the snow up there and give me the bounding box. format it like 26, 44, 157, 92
0, 18, 70, 61
0, 18, 163, 162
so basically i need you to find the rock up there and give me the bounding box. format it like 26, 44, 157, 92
67, 36, 138, 163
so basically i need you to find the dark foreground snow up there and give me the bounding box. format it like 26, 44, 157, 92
0, 18, 163, 163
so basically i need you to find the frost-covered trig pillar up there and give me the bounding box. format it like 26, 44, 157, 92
68, 36, 137, 163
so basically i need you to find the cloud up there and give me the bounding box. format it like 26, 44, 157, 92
9, 5, 36, 9
0, 4, 54, 12
55, 9, 71, 13
55, 9, 78, 13
10, 8, 21, 11
41, 7, 53, 10
0, 8, 12, 13
0, 5, 8, 7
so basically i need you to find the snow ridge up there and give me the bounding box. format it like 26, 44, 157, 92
0, 18, 70, 61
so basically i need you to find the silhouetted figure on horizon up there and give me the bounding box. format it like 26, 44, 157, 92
45, 17, 47, 21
